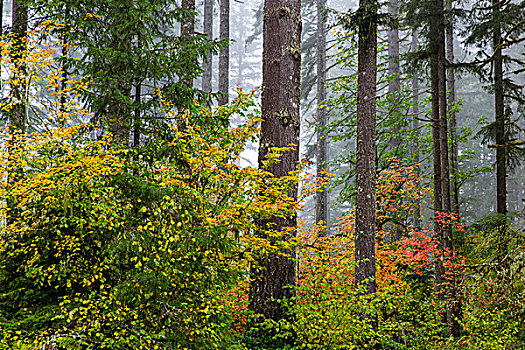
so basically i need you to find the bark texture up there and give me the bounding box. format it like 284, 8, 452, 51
388, 0, 401, 154
249, 0, 301, 346
429, 0, 446, 311
446, 0, 459, 213
10, 0, 28, 132
218, 0, 230, 106
355, 0, 378, 331
430, 0, 460, 337
181, 0, 196, 88
107, 2, 132, 145
202, 0, 213, 93
315, 0, 328, 229
7, 0, 28, 227
411, 30, 421, 228
181, 0, 195, 36
493, 0, 506, 215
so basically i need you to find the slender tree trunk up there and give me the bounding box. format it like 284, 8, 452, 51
493, 0, 506, 215
108, 6, 132, 145
315, 0, 328, 230
59, 3, 70, 127
181, 0, 195, 36
181, 0, 196, 88
445, 0, 461, 336
388, 0, 401, 155
202, 0, 213, 93
218, 0, 230, 106
10, 0, 28, 132
431, 0, 460, 337
249, 0, 301, 346
134, 35, 142, 149
429, 0, 445, 307
7, 0, 28, 227
446, 0, 459, 214
411, 30, 421, 228
134, 83, 141, 148
355, 0, 378, 333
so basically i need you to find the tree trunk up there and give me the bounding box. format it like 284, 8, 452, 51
446, 0, 459, 214
181, 0, 195, 36
181, 0, 196, 88
218, 0, 230, 106
7, 0, 28, 227
315, 0, 328, 230
134, 35, 142, 149
10, 0, 28, 132
493, 0, 506, 215
411, 30, 421, 228
431, 0, 460, 337
445, 0, 461, 336
202, 0, 213, 93
388, 0, 401, 155
429, 0, 445, 308
249, 0, 301, 346
108, 2, 132, 145
355, 0, 378, 332
59, 3, 70, 127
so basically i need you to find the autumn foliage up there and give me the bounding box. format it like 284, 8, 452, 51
1, 21, 524, 350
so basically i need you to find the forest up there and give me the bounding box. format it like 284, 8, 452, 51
0, 0, 524, 349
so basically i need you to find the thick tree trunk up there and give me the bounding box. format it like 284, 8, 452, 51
249, 0, 301, 346
411, 30, 421, 228
388, 0, 401, 154
202, 0, 213, 93
315, 0, 328, 230
493, 0, 506, 215
218, 0, 230, 106
355, 0, 378, 332
446, 0, 459, 214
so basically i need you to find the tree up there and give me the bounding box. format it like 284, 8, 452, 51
446, 0, 459, 213
315, 0, 328, 229
202, 0, 213, 93
9, 0, 28, 133
248, 0, 302, 346
410, 29, 422, 228
428, 0, 460, 336
492, 0, 506, 215
388, 0, 402, 155
181, 0, 196, 90
463, 0, 525, 215
355, 0, 379, 332
218, 0, 230, 106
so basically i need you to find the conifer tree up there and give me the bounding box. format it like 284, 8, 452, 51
355, 0, 379, 332
249, 0, 302, 346
202, 0, 213, 93
315, 0, 328, 229
464, 0, 525, 215
218, 0, 230, 106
